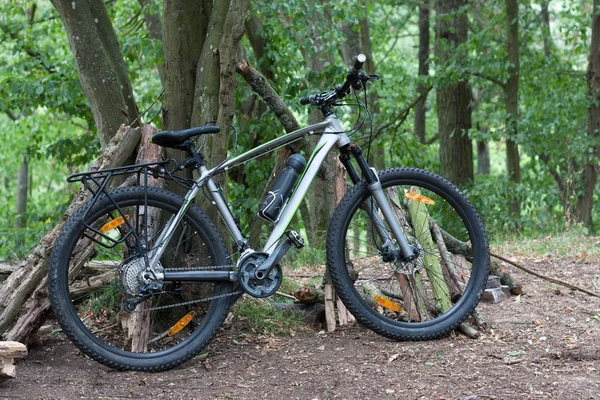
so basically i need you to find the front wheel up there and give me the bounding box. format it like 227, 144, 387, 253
327, 168, 489, 340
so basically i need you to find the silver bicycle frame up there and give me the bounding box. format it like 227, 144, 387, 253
149, 114, 413, 271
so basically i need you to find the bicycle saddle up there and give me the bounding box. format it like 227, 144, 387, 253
151, 126, 220, 149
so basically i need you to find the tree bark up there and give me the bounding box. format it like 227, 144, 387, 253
580, 0, 600, 229
505, 0, 521, 226
0, 125, 141, 341
50, 0, 138, 147
161, 0, 211, 193
435, 0, 473, 187
15, 154, 28, 231
414, 0, 430, 144
476, 139, 490, 175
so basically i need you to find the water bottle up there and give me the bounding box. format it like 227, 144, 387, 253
258, 154, 306, 223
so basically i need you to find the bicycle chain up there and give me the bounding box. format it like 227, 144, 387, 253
131, 264, 240, 313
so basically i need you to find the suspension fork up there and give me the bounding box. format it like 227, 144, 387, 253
339, 144, 416, 260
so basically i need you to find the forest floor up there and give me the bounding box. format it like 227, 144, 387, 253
2, 251, 600, 400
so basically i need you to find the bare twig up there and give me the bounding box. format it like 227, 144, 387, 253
374, 86, 433, 139
275, 291, 296, 301
490, 252, 600, 298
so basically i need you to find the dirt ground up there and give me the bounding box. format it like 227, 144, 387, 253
2, 255, 600, 400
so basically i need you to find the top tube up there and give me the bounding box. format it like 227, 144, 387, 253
209, 119, 332, 175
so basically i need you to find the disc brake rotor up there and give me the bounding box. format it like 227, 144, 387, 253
394, 237, 425, 275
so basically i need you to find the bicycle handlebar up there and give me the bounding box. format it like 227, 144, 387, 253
337, 53, 367, 97
299, 54, 370, 107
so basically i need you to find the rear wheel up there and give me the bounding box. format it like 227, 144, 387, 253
327, 168, 489, 340
49, 187, 234, 371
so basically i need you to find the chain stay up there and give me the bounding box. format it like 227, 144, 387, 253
131, 263, 238, 313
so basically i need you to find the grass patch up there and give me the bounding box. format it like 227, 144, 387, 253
288, 247, 326, 270
232, 297, 306, 336
491, 230, 600, 260
79, 284, 122, 324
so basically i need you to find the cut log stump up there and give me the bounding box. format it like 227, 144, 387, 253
481, 286, 511, 304
0, 341, 27, 382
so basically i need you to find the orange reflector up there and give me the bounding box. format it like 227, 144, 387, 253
404, 192, 435, 205
168, 311, 196, 336
373, 296, 404, 313
100, 215, 128, 233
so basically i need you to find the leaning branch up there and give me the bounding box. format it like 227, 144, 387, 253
490, 252, 600, 299
236, 60, 300, 134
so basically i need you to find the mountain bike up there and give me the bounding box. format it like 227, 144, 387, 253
48, 54, 489, 372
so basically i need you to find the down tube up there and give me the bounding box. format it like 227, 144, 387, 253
263, 134, 340, 252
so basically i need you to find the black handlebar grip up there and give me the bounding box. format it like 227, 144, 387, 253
353, 54, 367, 72
299, 96, 311, 105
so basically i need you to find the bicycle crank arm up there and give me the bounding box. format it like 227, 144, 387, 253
163, 270, 238, 282
253, 230, 303, 279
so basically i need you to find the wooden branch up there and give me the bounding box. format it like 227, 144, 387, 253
469, 71, 506, 88
407, 187, 453, 313
275, 291, 296, 301
374, 86, 433, 139
490, 252, 600, 298
68, 270, 115, 297
459, 322, 479, 339
324, 284, 336, 332
236, 60, 301, 134
431, 221, 463, 298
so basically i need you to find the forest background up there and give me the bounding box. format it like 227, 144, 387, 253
1, 0, 599, 262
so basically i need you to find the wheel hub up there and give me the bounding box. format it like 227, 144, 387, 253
394, 238, 424, 275
118, 257, 164, 296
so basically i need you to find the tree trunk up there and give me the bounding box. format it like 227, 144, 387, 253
50, 0, 138, 147
476, 139, 490, 175
161, 0, 211, 194
505, 0, 521, 226
0, 126, 141, 342
541, 0, 554, 57
580, 0, 600, 229
435, 0, 473, 187
15, 154, 28, 231
414, 0, 430, 144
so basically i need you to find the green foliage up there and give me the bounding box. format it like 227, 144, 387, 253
2, 0, 600, 264
0, 0, 163, 259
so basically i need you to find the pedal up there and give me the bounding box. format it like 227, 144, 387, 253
286, 230, 304, 249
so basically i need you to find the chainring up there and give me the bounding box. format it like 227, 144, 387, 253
238, 252, 282, 298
